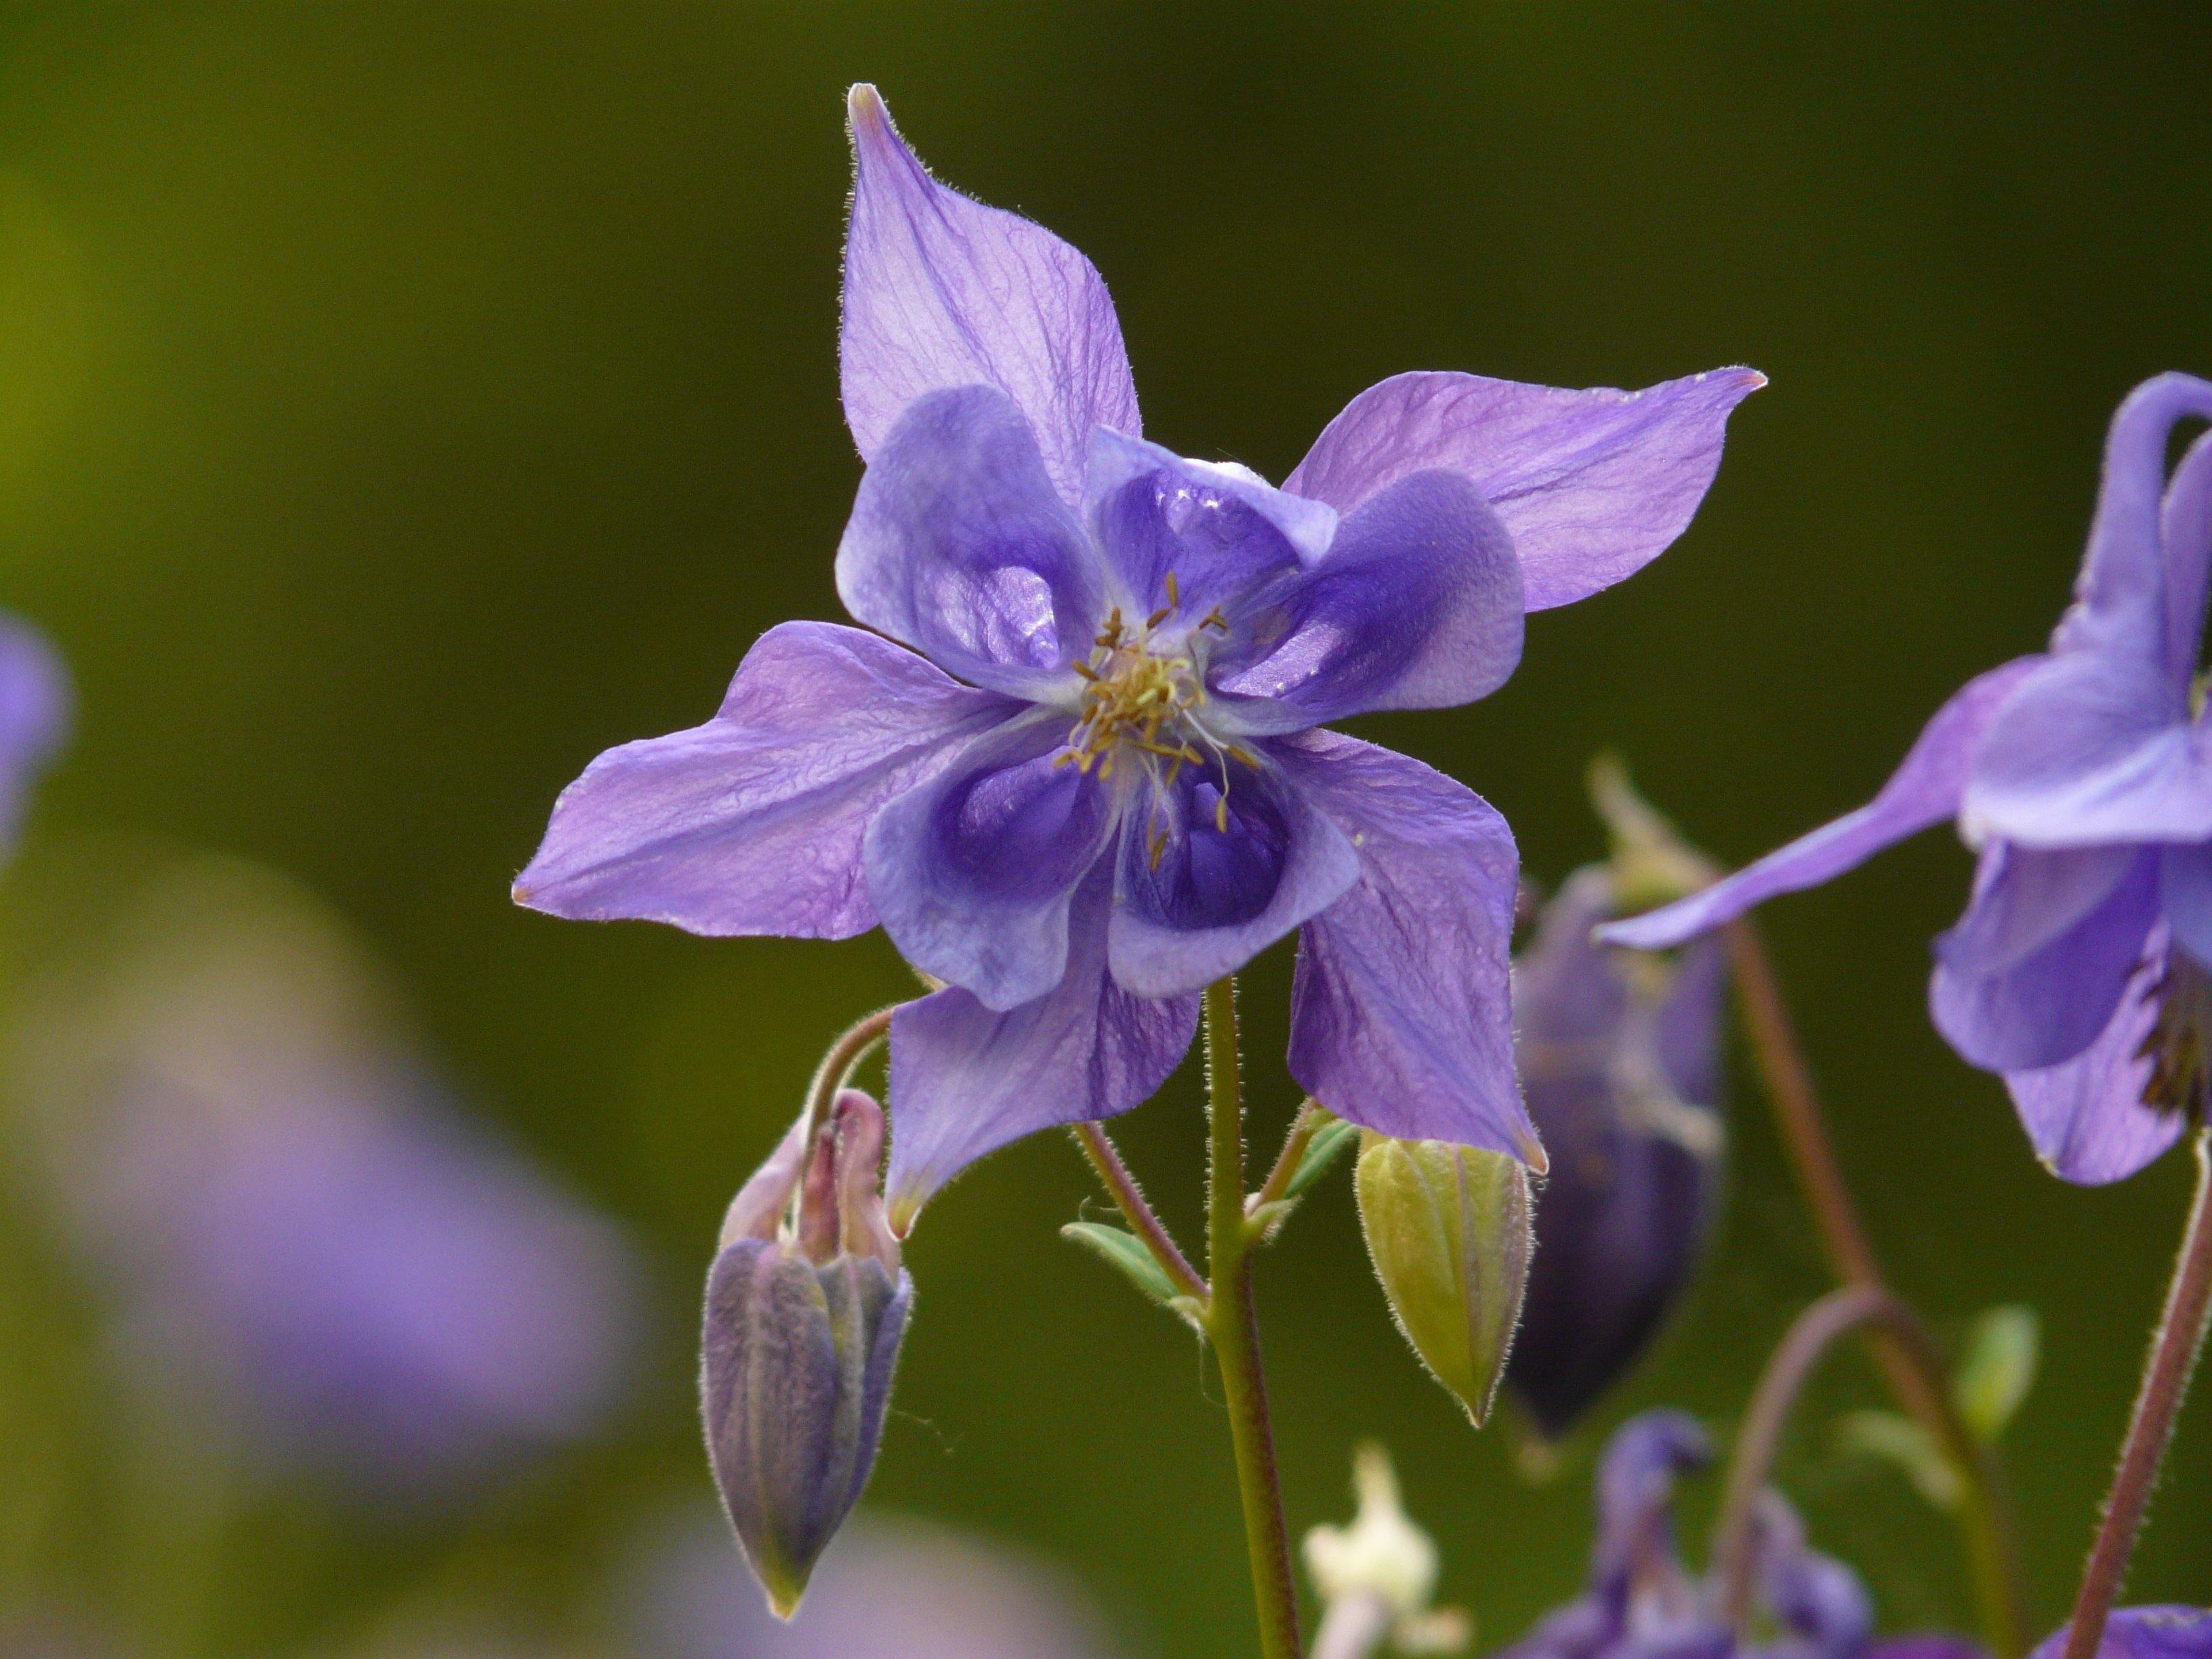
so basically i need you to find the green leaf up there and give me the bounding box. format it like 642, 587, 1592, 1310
1836, 1409, 1963, 1511
1953, 1305, 2039, 1444
1286, 1114, 1359, 1200
1060, 1223, 1179, 1306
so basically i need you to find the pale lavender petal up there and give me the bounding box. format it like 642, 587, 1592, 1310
841, 85, 1140, 509
2030, 1609, 2212, 1659
2004, 933, 2188, 1185
1284, 369, 1764, 611
836, 386, 1105, 696
1601, 657, 2047, 951
1105, 751, 1359, 998
1085, 428, 1331, 618
1936, 842, 2142, 979
883, 876, 1198, 1229
2162, 427, 2212, 692
1277, 732, 1537, 1164
516, 622, 1011, 938
1930, 845, 2157, 1071
863, 712, 1117, 1011
1206, 470, 1525, 735
1590, 1409, 1709, 1595
2160, 840, 2212, 966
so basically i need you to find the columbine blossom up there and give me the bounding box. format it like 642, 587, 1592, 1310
516, 85, 1761, 1223
1496, 1411, 1951, 1659
2028, 1612, 2212, 1659
1605, 375, 2212, 1184
1508, 868, 1727, 1440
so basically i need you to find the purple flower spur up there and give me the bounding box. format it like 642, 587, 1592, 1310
516, 85, 1762, 1225
1605, 375, 2212, 1185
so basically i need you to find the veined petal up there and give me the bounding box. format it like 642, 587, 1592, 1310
1284, 368, 1765, 611
1601, 657, 2047, 951
1930, 845, 2157, 1072
1086, 427, 1331, 619
1277, 732, 1536, 1164
883, 874, 1199, 1229
837, 386, 1105, 697
1105, 749, 1359, 999
863, 711, 1116, 1012
2003, 934, 2188, 1185
1206, 470, 1525, 735
514, 622, 1010, 937
841, 85, 1140, 509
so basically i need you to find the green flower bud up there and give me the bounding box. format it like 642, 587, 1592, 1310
1355, 1132, 1533, 1427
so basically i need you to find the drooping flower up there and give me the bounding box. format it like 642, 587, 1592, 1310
1509, 865, 1727, 1440
1496, 1411, 1956, 1659
0, 613, 69, 863
516, 84, 1762, 1224
13, 851, 638, 1495
703, 1088, 913, 1618
1603, 375, 2212, 1184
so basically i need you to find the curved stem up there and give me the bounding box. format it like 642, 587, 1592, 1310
1205, 977, 1304, 1659
800, 1005, 896, 1147
1254, 1098, 1325, 1212
1713, 1287, 2004, 1643
1071, 1120, 1207, 1300
1723, 918, 2029, 1658
2061, 1130, 2212, 1659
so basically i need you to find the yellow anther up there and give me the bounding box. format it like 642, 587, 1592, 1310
1225, 743, 1261, 769
1215, 794, 1230, 834
1147, 605, 1174, 630
1149, 827, 1169, 870
1072, 660, 1099, 682
1166, 571, 1181, 609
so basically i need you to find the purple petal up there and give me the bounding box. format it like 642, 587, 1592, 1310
840, 85, 1140, 510
863, 712, 1117, 1011
1601, 657, 2047, 951
883, 875, 1198, 1229
0, 614, 69, 857
1105, 750, 1360, 999
1085, 428, 1332, 618
2161, 840, 2212, 966
2031, 1610, 2212, 1659
1277, 732, 1538, 1164
1206, 470, 1525, 735
515, 622, 1010, 938
1589, 1409, 1709, 1597
1746, 1494, 1872, 1659
1929, 844, 2157, 1071
837, 386, 1105, 696
2003, 932, 2188, 1185
1284, 369, 1764, 611
2162, 426, 2212, 694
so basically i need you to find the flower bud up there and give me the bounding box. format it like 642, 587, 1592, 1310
701, 1088, 914, 1619
1355, 1132, 1533, 1427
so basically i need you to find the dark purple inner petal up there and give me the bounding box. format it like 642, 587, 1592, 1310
937, 745, 1113, 903
1119, 769, 1290, 933
1092, 466, 1304, 620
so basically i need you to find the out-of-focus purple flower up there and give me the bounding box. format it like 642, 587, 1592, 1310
1605, 375, 2212, 1185
1509, 867, 1727, 1440
0, 613, 69, 861
514, 84, 1762, 1224
703, 1088, 913, 1618
622, 1505, 1118, 1659
1495, 1411, 1873, 1659
16, 853, 638, 1496
2029, 1611, 2212, 1659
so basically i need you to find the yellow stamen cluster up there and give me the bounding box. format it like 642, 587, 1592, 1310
1054, 575, 1256, 867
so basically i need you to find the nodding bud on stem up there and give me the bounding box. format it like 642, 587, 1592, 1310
1355, 1132, 1534, 1428
702, 1088, 914, 1620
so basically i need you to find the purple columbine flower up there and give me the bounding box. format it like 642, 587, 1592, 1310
1496, 1411, 1959, 1659
0, 613, 69, 862
1603, 375, 2212, 1185
514, 84, 1761, 1224
2028, 1611, 2212, 1659
1508, 868, 1727, 1441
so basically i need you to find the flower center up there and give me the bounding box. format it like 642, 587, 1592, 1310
1057, 577, 1258, 867
2139, 945, 2212, 1122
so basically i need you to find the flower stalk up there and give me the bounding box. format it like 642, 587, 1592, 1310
1723, 919, 2028, 1658
2061, 1129, 2212, 1659
1071, 1120, 1207, 1300
1206, 977, 1304, 1659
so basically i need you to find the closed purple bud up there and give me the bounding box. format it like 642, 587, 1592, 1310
1508, 865, 1726, 1439
702, 1088, 914, 1620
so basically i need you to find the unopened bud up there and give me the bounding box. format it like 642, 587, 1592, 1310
701, 1088, 914, 1619
1355, 1133, 1532, 1428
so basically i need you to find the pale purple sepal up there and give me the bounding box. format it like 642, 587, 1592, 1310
841, 86, 1140, 510
1086, 427, 1337, 600
1601, 657, 2047, 952
2029, 1610, 2212, 1659
2002, 931, 2188, 1184
884, 874, 1200, 1229
2160, 839, 2212, 965
1284, 368, 1765, 612
0, 614, 69, 859
1277, 731, 1537, 1164
836, 386, 1103, 697
515, 622, 1010, 938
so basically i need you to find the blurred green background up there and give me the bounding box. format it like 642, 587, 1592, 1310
0, 3, 2208, 1655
